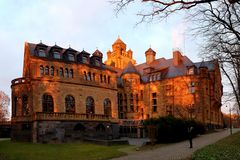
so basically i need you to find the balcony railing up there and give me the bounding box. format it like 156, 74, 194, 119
12, 112, 115, 122
34, 112, 112, 121
11, 77, 30, 86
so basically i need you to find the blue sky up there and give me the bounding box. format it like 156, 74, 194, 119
1, 0, 213, 113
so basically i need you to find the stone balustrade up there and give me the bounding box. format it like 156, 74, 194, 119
12, 112, 115, 122
11, 77, 30, 86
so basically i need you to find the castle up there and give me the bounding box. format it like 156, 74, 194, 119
11, 37, 223, 142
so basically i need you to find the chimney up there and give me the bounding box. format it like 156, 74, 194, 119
173, 50, 183, 66
145, 48, 156, 64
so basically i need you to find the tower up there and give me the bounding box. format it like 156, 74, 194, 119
105, 37, 136, 69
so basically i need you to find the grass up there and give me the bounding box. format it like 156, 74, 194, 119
0, 140, 135, 160
192, 131, 240, 160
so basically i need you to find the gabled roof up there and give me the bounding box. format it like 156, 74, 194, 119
93, 49, 103, 58
121, 61, 140, 76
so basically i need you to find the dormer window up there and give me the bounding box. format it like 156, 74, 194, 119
68, 54, 75, 61
188, 67, 194, 75
38, 49, 46, 57
82, 56, 88, 63
53, 51, 61, 59
95, 59, 101, 66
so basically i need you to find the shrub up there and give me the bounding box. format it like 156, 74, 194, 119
144, 116, 205, 143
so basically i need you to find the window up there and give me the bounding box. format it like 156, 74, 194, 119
68, 54, 75, 61
95, 59, 100, 66
65, 68, 69, 78
103, 98, 112, 116
40, 65, 44, 76
84, 71, 87, 80
130, 93, 134, 112
60, 68, 64, 77
22, 95, 29, 116
188, 67, 194, 75
13, 97, 17, 116
152, 92, 157, 112
38, 49, 46, 57
96, 124, 105, 132
86, 96, 94, 114
108, 76, 110, 84
50, 66, 54, 76
104, 75, 107, 83
69, 69, 73, 78
189, 82, 196, 93
65, 95, 75, 113
82, 56, 88, 63
45, 66, 49, 75
87, 72, 91, 81
53, 51, 61, 59
42, 94, 54, 112
157, 73, 161, 80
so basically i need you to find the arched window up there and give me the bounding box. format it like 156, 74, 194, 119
40, 65, 44, 76
45, 66, 49, 75
69, 69, 73, 78
87, 72, 91, 81
50, 66, 54, 76
96, 123, 105, 132
86, 96, 94, 114
74, 123, 86, 131
65, 68, 69, 78
59, 68, 63, 77
13, 97, 17, 116
104, 75, 107, 83
103, 98, 112, 116
22, 95, 29, 116
42, 94, 54, 112
84, 71, 87, 80
65, 95, 75, 113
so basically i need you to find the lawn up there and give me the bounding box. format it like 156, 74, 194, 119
192, 131, 240, 160
0, 140, 135, 160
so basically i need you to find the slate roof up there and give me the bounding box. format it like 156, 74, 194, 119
121, 61, 140, 76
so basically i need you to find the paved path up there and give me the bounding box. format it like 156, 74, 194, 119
112, 129, 239, 160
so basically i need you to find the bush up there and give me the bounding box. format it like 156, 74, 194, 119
144, 116, 205, 143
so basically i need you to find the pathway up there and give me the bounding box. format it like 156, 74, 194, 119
112, 129, 239, 160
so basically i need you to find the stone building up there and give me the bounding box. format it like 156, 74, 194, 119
11, 37, 223, 142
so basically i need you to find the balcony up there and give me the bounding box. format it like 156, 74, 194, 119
11, 77, 30, 86
12, 112, 116, 122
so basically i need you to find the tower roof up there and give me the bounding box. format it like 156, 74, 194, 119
113, 37, 126, 45
121, 61, 140, 76
145, 48, 156, 55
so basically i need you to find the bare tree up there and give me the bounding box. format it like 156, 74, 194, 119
0, 91, 10, 121
112, 0, 240, 110
194, 0, 240, 110
111, 0, 239, 23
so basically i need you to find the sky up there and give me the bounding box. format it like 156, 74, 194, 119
1, 0, 228, 113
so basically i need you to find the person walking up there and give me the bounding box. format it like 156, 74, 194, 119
188, 126, 194, 148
